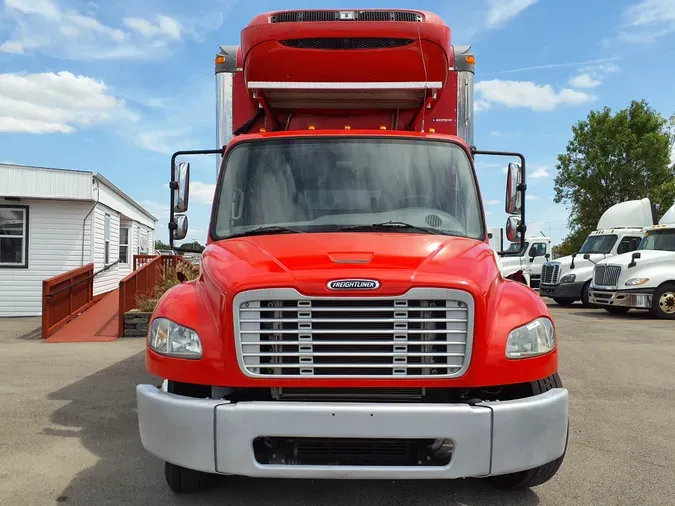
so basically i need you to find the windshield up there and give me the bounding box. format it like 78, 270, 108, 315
502, 241, 529, 256
212, 137, 484, 240
638, 230, 675, 252
578, 234, 617, 254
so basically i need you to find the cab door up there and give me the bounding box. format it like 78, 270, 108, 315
527, 242, 549, 288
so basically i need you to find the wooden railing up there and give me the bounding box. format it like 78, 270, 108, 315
118, 256, 164, 337
41, 264, 95, 338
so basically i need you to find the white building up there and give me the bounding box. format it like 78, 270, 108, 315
0, 163, 158, 317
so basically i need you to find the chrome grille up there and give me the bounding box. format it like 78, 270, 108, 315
541, 263, 561, 285
270, 10, 424, 23
234, 288, 473, 379
594, 265, 622, 287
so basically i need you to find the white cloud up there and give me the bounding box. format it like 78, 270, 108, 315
0, 0, 205, 61
123, 15, 182, 40
530, 167, 550, 179
486, 0, 538, 28
568, 63, 620, 89
475, 80, 594, 112
568, 73, 602, 88
525, 195, 540, 200
0, 71, 133, 134
191, 182, 216, 204
485, 199, 501, 205
614, 0, 675, 43
490, 131, 504, 137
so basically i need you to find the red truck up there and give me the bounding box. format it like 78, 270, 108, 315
136, 9, 568, 494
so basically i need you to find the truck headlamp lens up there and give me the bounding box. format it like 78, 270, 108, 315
560, 274, 576, 283
506, 317, 556, 359
625, 277, 649, 286
148, 317, 202, 358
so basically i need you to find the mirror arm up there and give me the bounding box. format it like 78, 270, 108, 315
472, 149, 527, 255
169, 148, 224, 252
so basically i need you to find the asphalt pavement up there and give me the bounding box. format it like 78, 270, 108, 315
1, 305, 674, 506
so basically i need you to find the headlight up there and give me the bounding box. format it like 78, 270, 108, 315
148, 317, 202, 358
560, 274, 576, 283
625, 277, 649, 286
506, 317, 556, 359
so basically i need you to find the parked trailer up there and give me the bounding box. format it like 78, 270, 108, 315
136, 9, 568, 494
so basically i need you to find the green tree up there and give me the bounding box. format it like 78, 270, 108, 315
154, 239, 171, 250
554, 99, 675, 253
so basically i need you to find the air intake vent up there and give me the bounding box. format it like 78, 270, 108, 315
271, 11, 424, 23
280, 38, 415, 50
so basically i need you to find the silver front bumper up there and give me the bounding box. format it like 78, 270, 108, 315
589, 288, 653, 308
137, 384, 568, 479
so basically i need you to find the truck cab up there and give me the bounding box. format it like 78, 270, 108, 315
136, 9, 568, 494
500, 236, 552, 289
539, 199, 654, 306
589, 204, 675, 318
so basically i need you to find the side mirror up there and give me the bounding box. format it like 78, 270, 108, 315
545, 253, 550, 260
505, 162, 522, 215
488, 232, 493, 239
628, 251, 641, 268
173, 161, 191, 213
505, 216, 521, 242
529, 257, 535, 262
173, 215, 189, 241
583, 254, 591, 260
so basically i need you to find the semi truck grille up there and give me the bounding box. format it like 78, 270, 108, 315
279, 38, 415, 50
594, 265, 622, 287
270, 11, 424, 23
541, 263, 561, 285
234, 288, 473, 379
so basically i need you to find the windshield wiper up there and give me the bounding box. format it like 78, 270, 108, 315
227, 225, 305, 238
337, 221, 444, 235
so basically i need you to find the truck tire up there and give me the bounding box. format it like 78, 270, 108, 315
553, 297, 575, 306
604, 306, 630, 315
165, 462, 212, 494
487, 373, 568, 490
580, 282, 593, 308
650, 283, 675, 319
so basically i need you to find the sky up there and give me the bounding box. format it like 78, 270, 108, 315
1, 0, 675, 246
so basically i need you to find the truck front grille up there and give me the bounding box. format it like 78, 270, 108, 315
279, 37, 415, 50
234, 288, 473, 379
270, 11, 424, 23
541, 263, 561, 285
594, 265, 622, 287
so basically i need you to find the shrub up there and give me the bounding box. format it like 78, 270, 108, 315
135, 260, 199, 312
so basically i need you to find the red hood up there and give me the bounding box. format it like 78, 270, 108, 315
200, 233, 498, 297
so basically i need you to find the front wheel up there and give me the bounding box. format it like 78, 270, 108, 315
553, 297, 576, 306
650, 284, 675, 319
165, 462, 213, 494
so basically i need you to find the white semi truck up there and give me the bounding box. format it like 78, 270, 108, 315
589, 203, 675, 319
500, 235, 552, 289
539, 199, 656, 306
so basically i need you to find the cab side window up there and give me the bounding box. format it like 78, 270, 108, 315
617, 236, 642, 255
529, 242, 547, 258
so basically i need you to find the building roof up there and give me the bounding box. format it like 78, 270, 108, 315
0, 162, 158, 222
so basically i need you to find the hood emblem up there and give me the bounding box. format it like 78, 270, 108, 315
327, 279, 380, 290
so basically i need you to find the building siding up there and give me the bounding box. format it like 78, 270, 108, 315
92, 204, 121, 296
0, 164, 93, 200
0, 199, 93, 317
